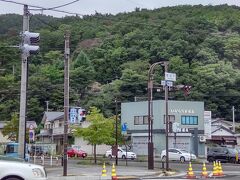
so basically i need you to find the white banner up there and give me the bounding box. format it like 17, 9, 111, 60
204, 111, 212, 139
69, 107, 86, 124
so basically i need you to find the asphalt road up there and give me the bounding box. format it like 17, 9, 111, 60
42, 158, 240, 179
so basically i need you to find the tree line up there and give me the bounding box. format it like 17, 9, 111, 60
1, 4, 240, 126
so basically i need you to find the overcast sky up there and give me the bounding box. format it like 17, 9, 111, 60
0, 0, 240, 17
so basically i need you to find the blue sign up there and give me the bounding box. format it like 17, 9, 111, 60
121, 123, 127, 132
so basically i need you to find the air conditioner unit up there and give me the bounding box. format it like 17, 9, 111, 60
199, 135, 206, 142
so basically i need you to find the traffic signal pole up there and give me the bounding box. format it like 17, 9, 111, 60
18, 4, 29, 159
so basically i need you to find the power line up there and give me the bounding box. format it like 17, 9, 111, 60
0, 0, 214, 34
29, 0, 80, 11
0, 0, 84, 16
45, 0, 80, 10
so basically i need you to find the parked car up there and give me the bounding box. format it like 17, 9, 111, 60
0, 155, 47, 180
160, 148, 197, 163
105, 147, 137, 160
67, 147, 87, 158
207, 146, 237, 163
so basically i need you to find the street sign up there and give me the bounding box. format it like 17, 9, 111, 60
122, 123, 127, 131
165, 72, 176, 82
29, 129, 35, 142
29, 124, 34, 130
161, 80, 173, 87
172, 122, 180, 133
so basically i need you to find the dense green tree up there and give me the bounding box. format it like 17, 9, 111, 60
73, 107, 115, 163
2, 4, 240, 123
70, 51, 96, 101
2, 112, 19, 141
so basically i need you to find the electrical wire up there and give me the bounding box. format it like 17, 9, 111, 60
29, 0, 80, 11
46, 0, 80, 10
0, 0, 84, 16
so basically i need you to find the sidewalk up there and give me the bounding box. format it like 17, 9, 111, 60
46, 164, 174, 180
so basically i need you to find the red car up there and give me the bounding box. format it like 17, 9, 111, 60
67, 147, 87, 158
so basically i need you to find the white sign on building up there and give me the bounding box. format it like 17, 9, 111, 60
204, 111, 212, 139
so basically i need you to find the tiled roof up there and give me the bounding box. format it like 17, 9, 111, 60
42, 111, 63, 123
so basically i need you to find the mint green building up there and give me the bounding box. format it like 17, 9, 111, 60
121, 100, 205, 157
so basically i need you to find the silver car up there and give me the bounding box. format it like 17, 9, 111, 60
161, 148, 197, 163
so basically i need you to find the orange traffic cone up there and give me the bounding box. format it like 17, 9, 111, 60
111, 163, 117, 180
218, 161, 223, 176
201, 162, 208, 178
101, 162, 107, 177
186, 162, 196, 179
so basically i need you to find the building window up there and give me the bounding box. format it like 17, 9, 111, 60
181, 116, 198, 125
143, 116, 148, 124
164, 115, 175, 124
134, 116, 148, 125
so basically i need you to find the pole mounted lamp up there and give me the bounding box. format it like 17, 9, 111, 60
147, 61, 169, 170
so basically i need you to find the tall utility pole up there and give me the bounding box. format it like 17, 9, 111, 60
18, 4, 29, 159
115, 98, 118, 166
164, 64, 169, 171
63, 31, 70, 176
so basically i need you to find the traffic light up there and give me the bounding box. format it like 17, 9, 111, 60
21, 31, 40, 57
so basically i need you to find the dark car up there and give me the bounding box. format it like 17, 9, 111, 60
207, 147, 237, 163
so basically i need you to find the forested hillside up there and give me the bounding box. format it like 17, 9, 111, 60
1, 5, 240, 124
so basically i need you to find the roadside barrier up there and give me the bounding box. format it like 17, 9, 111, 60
101, 162, 107, 177
201, 162, 208, 178
186, 162, 196, 179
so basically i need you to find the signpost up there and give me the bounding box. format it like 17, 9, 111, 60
162, 71, 176, 171
121, 123, 127, 135
121, 123, 128, 166
29, 124, 35, 143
